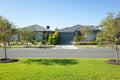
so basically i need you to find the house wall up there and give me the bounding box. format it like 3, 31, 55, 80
35, 32, 44, 40
10, 31, 52, 41
75, 30, 99, 41
85, 34, 95, 40
11, 35, 20, 41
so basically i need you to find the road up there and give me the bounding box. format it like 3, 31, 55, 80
0, 48, 119, 58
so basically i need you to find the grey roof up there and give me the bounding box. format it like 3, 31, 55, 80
59, 24, 100, 32
59, 24, 83, 32
22, 24, 53, 32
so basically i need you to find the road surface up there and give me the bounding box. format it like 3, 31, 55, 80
0, 48, 119, 58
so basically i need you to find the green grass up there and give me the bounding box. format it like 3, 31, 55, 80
75, 45, 107, 48
75, 45, 120, 48
0, 58, 120, 80
0, 45, 54, 48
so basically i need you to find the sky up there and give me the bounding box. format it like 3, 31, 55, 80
0, 0, 120, 30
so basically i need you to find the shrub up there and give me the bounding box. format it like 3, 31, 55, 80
20, 40, 24, 45
41, 40, 46, 45
44, 32, 49, 41
48, 34, 53, 45
52, 32, 59, 45
31, 40, 35, 44
88, 41, 97, 45
73, 41, 97, 45
48, 32, 60, 45
30, 40, 37, 45
73, 36, 84, 42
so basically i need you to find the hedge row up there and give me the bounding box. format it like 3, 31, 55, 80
73, 41, 97, 45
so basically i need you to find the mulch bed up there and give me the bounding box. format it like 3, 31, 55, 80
107, 59, 120, 65
0, 58, 19, 63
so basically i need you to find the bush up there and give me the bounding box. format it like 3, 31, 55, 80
30, 40, 37, 45
48, 32, 60, 45
20, 40, 24, 45
41, 40, 46, 45
73, 41, 97, 45
73, 36, 84, 42
48, 34, 53, 45
88, 41, 97, 45
44, 32, 49, 41
11, 41, 19, 45
52, 32, 59, 45
31, 40, 35, 44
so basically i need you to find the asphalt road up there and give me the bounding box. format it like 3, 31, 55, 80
0, 48, 119, 58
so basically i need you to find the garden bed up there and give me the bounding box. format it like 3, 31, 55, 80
0, 58, 18, 63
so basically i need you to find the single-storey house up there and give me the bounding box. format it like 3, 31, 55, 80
11, 24, 53, 41
58, 25, 100, 45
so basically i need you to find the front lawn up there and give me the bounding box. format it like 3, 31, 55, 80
0, 58, 120, 80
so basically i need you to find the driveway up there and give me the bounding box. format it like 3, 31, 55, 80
52, 45, 78, 49
0, 48, 119, 58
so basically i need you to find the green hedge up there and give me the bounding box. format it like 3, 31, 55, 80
73, 41, 97, 45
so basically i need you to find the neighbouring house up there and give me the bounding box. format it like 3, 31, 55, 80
11, 24, 53, 41
58, 24, 100, 45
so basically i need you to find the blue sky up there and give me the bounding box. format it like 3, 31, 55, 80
0, 0, 120, 30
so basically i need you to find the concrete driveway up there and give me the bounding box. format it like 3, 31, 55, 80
52, 45, 78, 49
0, 48, 119, 58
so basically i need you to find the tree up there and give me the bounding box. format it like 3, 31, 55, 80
48, 34, 53, 45
80, 26, 92, 40
48, 29, 60, 45
100, 12, 120, 63
8, 26, 18, 46
0, 16, 16, 59
20, 27, 33, 47
73, 36, 84, 42
96, 32, 106, 46
44, 32, 49, 42
52, 31, 59, 45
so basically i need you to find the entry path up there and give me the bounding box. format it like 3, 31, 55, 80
0, 48, 119, 58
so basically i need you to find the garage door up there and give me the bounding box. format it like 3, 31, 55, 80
59, 32, 75, 45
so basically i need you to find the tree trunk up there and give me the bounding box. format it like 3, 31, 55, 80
8, 40, 10, 46
3, 40, 7, 59
115, 44, 119, 63
27, 41, 28, 47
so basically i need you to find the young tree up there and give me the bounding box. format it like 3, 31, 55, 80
100, 12, 120, 63
48, 29, 60, 45
20, 27, 33, 47
52, 31, 59, 45
44, 32, 49, 42
80, 26, 92, 40
0, 16, 16, 59
48, 34, 53, 45
96, 32, 106, 46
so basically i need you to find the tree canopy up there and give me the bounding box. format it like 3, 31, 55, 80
98, 12, 120, 62
80, 26, 92, 40
0, 16, 16, 58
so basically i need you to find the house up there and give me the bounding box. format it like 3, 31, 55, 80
11, 24, 53, 41
11, 24, 100, 45
58, 24, 100, 45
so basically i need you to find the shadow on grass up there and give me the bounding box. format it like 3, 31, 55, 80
23, 59, 78, 66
